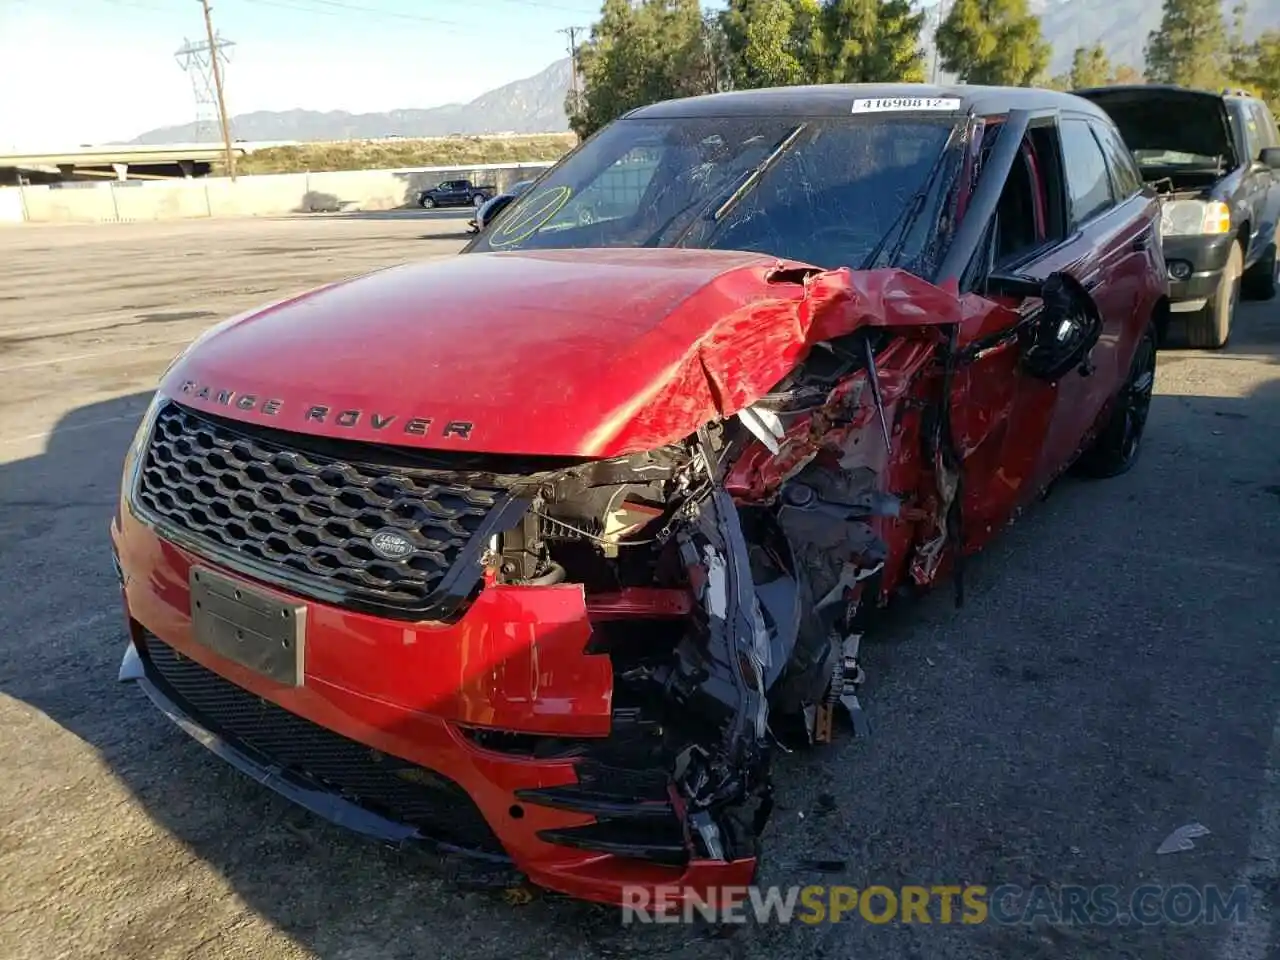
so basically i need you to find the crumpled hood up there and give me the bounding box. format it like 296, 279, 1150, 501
163, 247, 959, 457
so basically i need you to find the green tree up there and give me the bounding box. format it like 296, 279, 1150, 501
935, 0, 1050, 86
569, 0, 718, 139
1231, 31, 1280, 110
1144, 0, 1229, 90
1069, 43, 1113, 88
1049, 47, 1140, 91
721, 0, 820, 89
1112, 64, 1144, 84
819, 0, 926, 83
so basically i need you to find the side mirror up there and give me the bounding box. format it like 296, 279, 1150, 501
1260, 147, 1280, 170
1018, 272, 1104, 382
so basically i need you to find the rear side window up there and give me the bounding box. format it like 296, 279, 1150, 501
1091, 121, 1143, 199
1250, 102, 1277, 149
1238, 103, 1264, 160
1059, 118, 1114, 225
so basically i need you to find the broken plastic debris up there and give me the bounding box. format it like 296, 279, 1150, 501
737, 405, 785, 454
502, 885, 536, 906
1156, 822, 1210, 855
702, 545, 728, 619
840, 693, 870, 737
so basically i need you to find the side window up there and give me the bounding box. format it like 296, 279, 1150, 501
1240, 103, 1264, 160
1250, 102, 1276, 150
1059, 118, 1115, 225
1264, 106, 1280, 149
969, 123, 1068, 287
992, 139, 1045, 266
1091, 121, 1143, 200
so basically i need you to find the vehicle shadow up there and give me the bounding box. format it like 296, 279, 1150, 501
1, 326, 1278, 958
0, 394, 717, 959
269, 207, 477, 241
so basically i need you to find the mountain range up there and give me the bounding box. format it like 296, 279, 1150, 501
129, 58, 575, 144
130, 0, 1280, 144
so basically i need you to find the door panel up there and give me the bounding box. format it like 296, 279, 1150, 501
951, 118, 1156, 551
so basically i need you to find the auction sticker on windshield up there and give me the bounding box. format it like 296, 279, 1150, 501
851, 97, 962, 113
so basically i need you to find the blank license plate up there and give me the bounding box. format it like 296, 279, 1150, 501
189, 566, 306, 686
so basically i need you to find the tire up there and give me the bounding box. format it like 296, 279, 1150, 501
1075, 318, 1157, 478
1242, 241, 1277, 301
1187, 241, 1241, 349
420, 196, 436, 209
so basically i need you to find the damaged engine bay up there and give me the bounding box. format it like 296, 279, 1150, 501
461, 322, 935, 871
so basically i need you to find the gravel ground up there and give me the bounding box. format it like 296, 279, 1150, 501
1, 212, 1278, 960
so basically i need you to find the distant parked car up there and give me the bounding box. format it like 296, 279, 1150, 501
1077, 85, 1280, 347
468, 178, 536, 233
417, 179, 495, 209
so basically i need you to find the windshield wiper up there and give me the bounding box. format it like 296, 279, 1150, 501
711, 124, 807, 223
653, 125, 807, 250
859, 125, 963, 271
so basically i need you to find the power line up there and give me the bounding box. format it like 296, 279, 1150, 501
236, 0, 462, 27
234, 0, 596, 24
463, 0, 600, 12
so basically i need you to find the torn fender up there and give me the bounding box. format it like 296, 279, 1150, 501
602, 265, 966, 456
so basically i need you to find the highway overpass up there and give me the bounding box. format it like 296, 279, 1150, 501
0, 142, 297, 184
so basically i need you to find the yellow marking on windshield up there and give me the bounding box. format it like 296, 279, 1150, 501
488, 185, 572, 247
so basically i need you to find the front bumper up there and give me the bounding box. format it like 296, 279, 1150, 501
111, 510, 758, 907
1162, 234, 1236, 309
119, 640, 513, 876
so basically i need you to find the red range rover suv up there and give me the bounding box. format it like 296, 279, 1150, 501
113, 84, 1168, 907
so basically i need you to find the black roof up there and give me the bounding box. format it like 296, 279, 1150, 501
628, 83, 1113, 123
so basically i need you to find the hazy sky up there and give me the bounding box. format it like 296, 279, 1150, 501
0, 0, 604, 148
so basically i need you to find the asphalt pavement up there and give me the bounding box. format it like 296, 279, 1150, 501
0, 211, 1277, 960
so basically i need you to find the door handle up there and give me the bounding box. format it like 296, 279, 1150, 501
1131, 228, 1151, 253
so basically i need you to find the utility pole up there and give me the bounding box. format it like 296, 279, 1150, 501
199, 0, 237, 180
559, 26, 584, 116
931, 0, 948, 84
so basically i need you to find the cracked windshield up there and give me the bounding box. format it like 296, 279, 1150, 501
472, 116, 956, 269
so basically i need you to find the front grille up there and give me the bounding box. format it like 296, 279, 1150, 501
134, 402, 509, 618
142, 636, 506, 856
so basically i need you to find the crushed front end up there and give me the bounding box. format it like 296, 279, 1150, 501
111, 102, 985, 902
112, 314, 920, 906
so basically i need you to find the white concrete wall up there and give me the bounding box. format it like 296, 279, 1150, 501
0, 161, 556, 225
114, 180, 212, 221
0, 188, 23, 223
17, 183, 119, 223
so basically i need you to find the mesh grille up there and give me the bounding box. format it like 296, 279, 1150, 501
134, 402, 505, 616
143, 636, 506, 855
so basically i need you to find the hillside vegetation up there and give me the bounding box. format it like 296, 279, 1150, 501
224, 134, 578, 176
